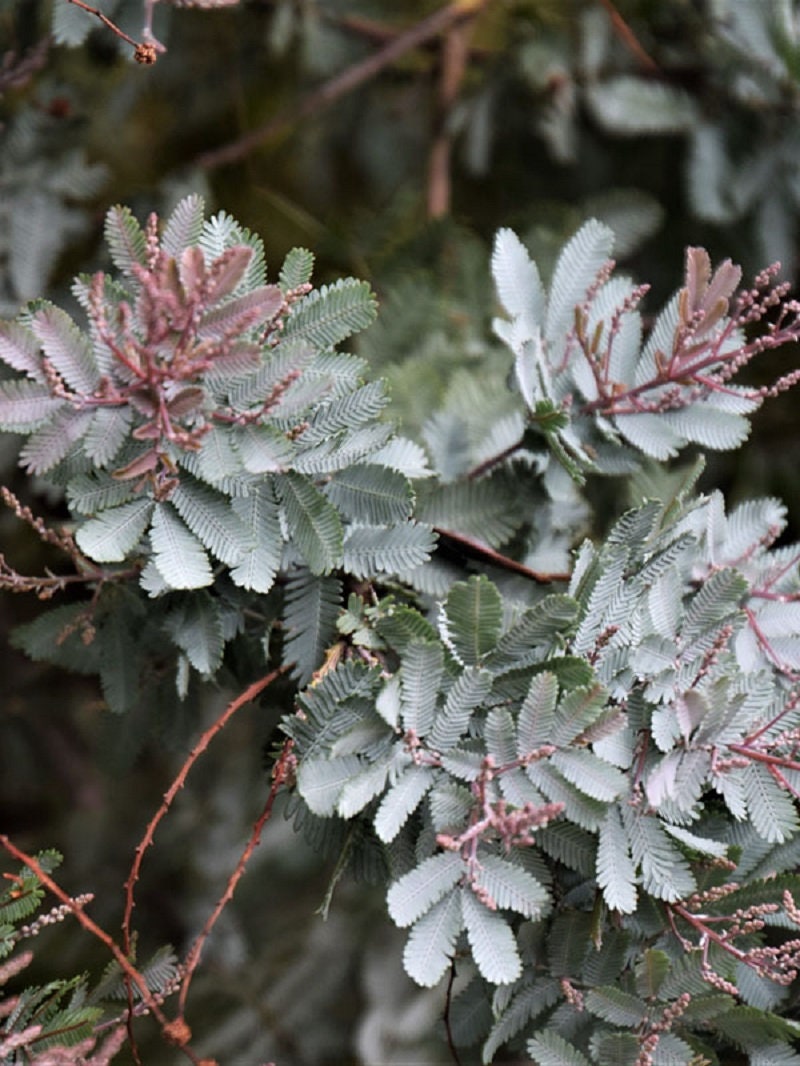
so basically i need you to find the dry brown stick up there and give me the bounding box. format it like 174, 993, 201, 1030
0, 837, 207, 1061
121, 665, 290, 955
198, 0, 494, 170
64, 0, 157, 63
176, 738, 295, 1016
434, 527, 570, 584
596, 0, 659, 72
427, 14, 475, 219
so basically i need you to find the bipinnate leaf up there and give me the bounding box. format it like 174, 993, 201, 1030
284, 277, 377, 349
461, 888, 522, 985
429, 667, 492, 750
527, 1030, 593, 1066
342, 521, 436, 578
0, 320, 45, 379
76, 499, 154, 563
374, 765, 436, 843
325, 464, 413, 525
279, 247, 315, 292
492, 228, 546, 334
161, 193, 206, 257
442, 574, 503, 665
403, 889, 463, 988
19, 407, 94, 474
517, 672, 559, 754
230, 486, 282, 593
596, 805, 637, 914
400, 640, 444, 736
104, 204, 147, 277
585, 986, 648, 1027
30, 304, 98, 393
283, 570, 343, 684
635, 949, 670, 1000
170, 479, 251, 568
297, 755, 363, 816
473, 855, 549, 919
545, 219, 614, 350
336, 757, 394, 819
0, 380, 63, 430
277, 471, 343, 574
149, 504, 213, 589
387, 852, 463, 928
164, 595, 224, 675
83, 406, 133, 467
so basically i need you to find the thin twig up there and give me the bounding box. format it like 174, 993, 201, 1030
443, 958, 463, 1066
122, 665, 290, 955
0, 837, 210, 1063
176, 738, 295, 1016
427, 14, 475, 218
64, 0, 157, 63
198, 0, 493, 170
435, 527, 570, 583
596, 0, 659, 72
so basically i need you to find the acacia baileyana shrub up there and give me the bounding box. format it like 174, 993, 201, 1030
4, 200, 800, 1064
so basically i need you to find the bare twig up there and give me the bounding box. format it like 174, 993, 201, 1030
596, 0, 659, 72
176, 738, 295, 1015
427, 14, 475, 218
435, 527, 570, 583
64, 0, 157, 64
198, 0, 494, 170
122, 665, 290, 956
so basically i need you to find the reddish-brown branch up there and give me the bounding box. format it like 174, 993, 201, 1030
727, 743, 800, 774
427, 14, 475, 218
122, 665, 290, 955
596, 0, 659, 72
64, 0, 156, 63
198, 0, 494, 170
0, 837, 181, 1049
176, 738, 295, 1016
434, 527, 570, 583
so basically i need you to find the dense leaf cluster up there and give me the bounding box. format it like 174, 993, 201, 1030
4, 198, 800, 1064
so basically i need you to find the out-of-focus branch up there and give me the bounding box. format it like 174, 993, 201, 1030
198, 0, 494, 170
427, 14, 475, 218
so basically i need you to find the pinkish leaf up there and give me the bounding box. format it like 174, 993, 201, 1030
198, 285, 283, 340
166, 386, 206, 417
179, 246, 206, 296
112, 448, 160, 480
206, 246, 253, 304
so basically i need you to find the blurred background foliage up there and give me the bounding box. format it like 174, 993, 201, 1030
2, 1, 800, 1062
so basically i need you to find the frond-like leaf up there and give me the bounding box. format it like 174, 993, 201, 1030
387, 851, 464, 928
284, 278, 377, 349
75, 498, 154, 563
462, 888, 522, 985
149, 503, 213, 589
283, 569, 343, 684
442, 575, 503, 666
277, 471, 343, 574
403, 888, 464, 988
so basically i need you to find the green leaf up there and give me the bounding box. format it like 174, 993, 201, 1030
403, 888, 464, 988
473, 855, 549, 919
635, 949, 671, 1000
83, 405, 133, 467
30, 304, 98, 393
527, 1029, 593, 1066
325, 463, 413, 525
149, 504, 213, 589
75, 499, 154, 562
0, 379, 64, 429
230, 485, 283, 593
283, 570, 343, 684
284, 277, 377, 349
279, 246, 315, 291
277, 471, 343, 574
164, 595, 225, 675
296, 755, 363, 816
461, 888, 522, 985
387, 852, 464, 928
19, 407, 94, 474
597, 805, 637, 914
545, 218, 615, 350
400, 640, 444, 736
517, 671, 559, 753
492, 227, 546, 334
104, 204, 147, 276
161, 194, 206, 257
342, 521, 436, 578
585, 986, 648, 1027
170, 478, 252, 567
443, 575, 503, 665
0, 320, 44, 379
429, 667, 492, 750
374, 765, 436, 843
